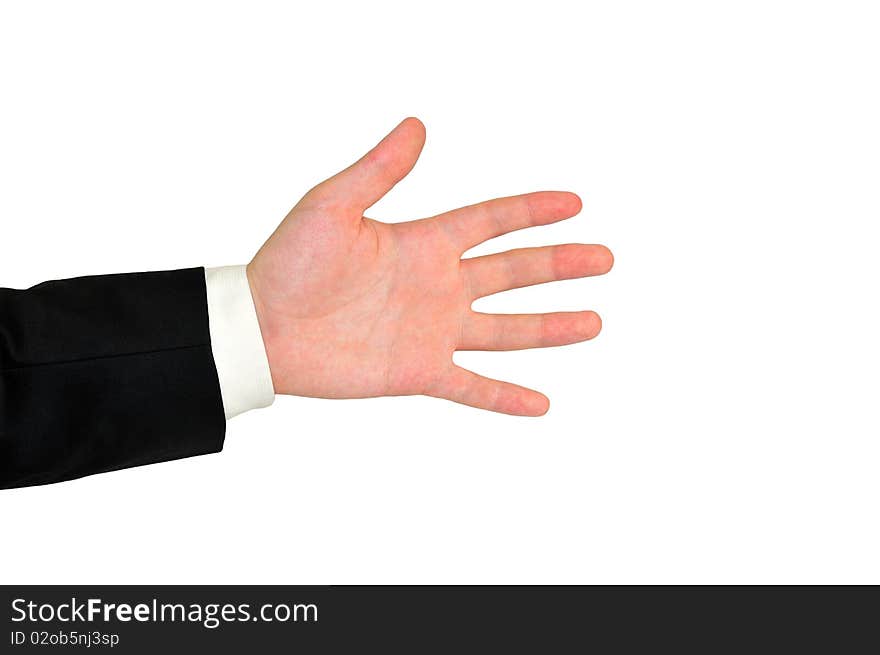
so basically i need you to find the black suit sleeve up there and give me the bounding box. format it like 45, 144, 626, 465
0, 268, 226, 489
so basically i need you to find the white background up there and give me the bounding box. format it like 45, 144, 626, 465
1, 1, 878, 584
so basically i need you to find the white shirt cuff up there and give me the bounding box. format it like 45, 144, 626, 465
204, 265, 275, 419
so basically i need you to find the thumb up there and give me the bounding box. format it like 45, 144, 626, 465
309, 117, 426, 212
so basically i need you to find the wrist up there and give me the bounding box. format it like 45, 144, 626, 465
245, 262, 283, 395
204, 265, 275, 418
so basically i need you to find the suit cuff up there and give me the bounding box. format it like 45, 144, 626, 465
204, 265, 275, 419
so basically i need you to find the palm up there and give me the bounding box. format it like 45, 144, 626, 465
248, 118, 613, 416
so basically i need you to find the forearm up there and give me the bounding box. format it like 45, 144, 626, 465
0, 266, 272, 489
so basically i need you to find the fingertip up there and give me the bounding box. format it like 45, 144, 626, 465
525, 191, 583, 223
504, 387, 550, 416
513, 389, 549, 416
402, 115, 425, 130
398, 116, 426, 142
568, 310, 602, 341
531, 393, 551, 416
544, 191, 582, 218
599, 245, 614, 273
584, 310, 602, 339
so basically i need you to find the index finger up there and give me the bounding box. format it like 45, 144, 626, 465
433, 191, 583, 252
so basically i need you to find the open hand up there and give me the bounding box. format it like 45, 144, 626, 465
247, 118, 613, 416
